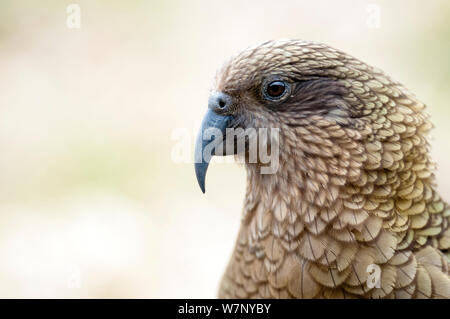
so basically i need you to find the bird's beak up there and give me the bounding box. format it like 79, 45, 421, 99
194, 109, 233, 193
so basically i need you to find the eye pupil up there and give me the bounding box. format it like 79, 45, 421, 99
266, 81, 286, 98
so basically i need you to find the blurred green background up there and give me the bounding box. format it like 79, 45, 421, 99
0, 0, 449, 298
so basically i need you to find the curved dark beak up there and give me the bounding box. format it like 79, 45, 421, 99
194, 109, 232, 193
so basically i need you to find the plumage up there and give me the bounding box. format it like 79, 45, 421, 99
195, 39, 450, 298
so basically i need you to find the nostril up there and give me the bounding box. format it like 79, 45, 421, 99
209, 92, 233, 113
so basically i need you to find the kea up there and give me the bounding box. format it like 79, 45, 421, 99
194, 39, 450, 299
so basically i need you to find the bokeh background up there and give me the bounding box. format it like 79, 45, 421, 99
0, 0, 449, 298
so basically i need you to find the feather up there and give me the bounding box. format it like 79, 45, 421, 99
354, 216, 383, 242
394, 254, 417, 288
267, 254, 297, 289
389, 251, 412, 266
249, 259, 268, 283
422, 264, 450, 298
410, 211, 429, 229
297, 233, 326, 261
309, 262, 351, 288
287, 259, 321, 298
439, 227, 450, 250
394, 282, 416, 299
371, 231, 397, 264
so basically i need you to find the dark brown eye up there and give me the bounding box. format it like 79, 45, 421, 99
264, 80, 289, 100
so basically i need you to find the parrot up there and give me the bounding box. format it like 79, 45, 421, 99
194, 39, 450, 298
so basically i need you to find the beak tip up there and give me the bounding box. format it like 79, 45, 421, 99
197, 178, 206, 194
195, 162, 208, 194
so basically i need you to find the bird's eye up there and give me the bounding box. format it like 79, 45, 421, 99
263, 80, 289, 101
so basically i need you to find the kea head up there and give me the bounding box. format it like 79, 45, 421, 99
195, 39, 430, 200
